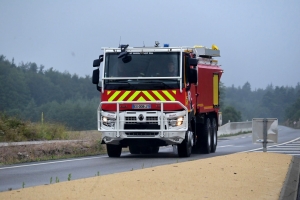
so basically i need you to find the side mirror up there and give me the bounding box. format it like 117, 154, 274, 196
93, 55, 103, 67
93, 59, 100, 67
189, 68, 197, 84
189, 58, 198, 67
92, 68, 99, 84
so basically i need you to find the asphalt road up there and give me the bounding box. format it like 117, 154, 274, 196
1, 126, 299, 192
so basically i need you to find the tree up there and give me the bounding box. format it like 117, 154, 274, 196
285, 97, 300, 121
222, 106, 242, 124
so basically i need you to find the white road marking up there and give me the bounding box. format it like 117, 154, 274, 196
0, 155, 108, 170
218, 145, 233, 148
241, 137, 300, 153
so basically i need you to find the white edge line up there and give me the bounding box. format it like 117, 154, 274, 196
0, 155, 108, 170
218, 145, 234, 148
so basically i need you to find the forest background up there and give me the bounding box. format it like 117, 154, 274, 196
1, 55, 300, 131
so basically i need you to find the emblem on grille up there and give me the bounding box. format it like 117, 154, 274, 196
138, 114, 144, 121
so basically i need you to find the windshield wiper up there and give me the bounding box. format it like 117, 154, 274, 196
109, 80, 131, 86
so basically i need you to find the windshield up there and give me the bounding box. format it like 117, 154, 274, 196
104, 52, 180, 78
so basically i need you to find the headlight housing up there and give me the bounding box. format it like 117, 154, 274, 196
102, 116, 116, 127
169, 116, 184, 127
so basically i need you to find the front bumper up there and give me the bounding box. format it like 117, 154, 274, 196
98, 101, 188, 145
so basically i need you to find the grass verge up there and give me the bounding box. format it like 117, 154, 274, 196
219, 131, 252, 138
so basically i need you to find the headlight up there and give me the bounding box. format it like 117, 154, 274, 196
102, 116, 115, 127
169, 116, 184, 127
176, 117, 183, 126
103, 116, 108, 123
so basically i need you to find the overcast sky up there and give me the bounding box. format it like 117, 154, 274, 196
1, 0, 299, 90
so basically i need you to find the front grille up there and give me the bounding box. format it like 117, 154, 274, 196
146, 116, 158, 124
124, 123, 160, 137
125, 117, 136, 124
124, 116, 158, 124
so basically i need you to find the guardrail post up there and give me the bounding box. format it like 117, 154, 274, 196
263, 118, 267, 152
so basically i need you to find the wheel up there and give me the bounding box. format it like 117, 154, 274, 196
151, 146, 159, 154
192, 115, 203, 154
200, 117, 211, 154
129, 145, 140, 154
177, 131, 192, 157
106, 144, 122, 157
211, 117, 218, 153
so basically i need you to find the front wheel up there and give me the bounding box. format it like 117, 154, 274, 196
151, 146, 160, 154
177, 131, 192, 157
106, 144, 122, 157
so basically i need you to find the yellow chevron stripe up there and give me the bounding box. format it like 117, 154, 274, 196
128, 91, 140, 101
153, 91, 166, 101
163, 90, 175, 101
108, 91, 121, 102
118, 91, 131, 101
137, 96, 146, 101
107, 90, 176, 102
142, 91, 156, 101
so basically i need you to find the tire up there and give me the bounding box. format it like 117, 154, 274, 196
177, 131, 192, 157
106, 144, 122, 157
192, 115, 203, 154
211, 117, 218, 153
151, 146, 159, 154
200, 117, 211, 154
129, 145, 140, 154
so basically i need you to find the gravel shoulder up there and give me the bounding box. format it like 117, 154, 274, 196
0, 152, 293, 200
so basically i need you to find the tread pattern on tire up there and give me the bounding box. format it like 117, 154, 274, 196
211, 117, 217, 153
107, 144, 122, 157
200, 117, 211, 154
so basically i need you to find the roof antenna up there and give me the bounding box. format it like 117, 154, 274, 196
119, 36, 122, 47
143, 41, 145, 47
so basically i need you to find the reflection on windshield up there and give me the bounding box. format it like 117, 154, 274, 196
104, 52, 180, 78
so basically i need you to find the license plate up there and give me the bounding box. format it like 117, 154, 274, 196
132, 104, 151, 109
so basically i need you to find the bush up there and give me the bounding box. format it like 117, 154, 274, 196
0, 112, 68, 142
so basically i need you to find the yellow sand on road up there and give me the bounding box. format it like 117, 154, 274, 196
0, 152, 292, 200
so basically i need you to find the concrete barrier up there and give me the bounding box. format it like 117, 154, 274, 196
218, 121, 252, 136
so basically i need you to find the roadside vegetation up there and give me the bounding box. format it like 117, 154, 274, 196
219, 131, 252, 138
0, 112, 68, 142
0, 113, 104, 165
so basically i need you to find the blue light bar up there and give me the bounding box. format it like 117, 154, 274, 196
163, 44, 169, 47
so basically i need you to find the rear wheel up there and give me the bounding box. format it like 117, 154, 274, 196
211, 117, 217, 153
106, 144, 122, 157
200, 117, 211, 154
129, 145, 140, 154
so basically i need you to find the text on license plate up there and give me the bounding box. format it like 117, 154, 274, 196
132, 104, 151, 109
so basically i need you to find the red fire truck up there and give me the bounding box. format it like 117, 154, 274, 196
92, 42, 223, 157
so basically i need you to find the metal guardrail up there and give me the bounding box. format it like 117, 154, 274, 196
218, 121, 252, 136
